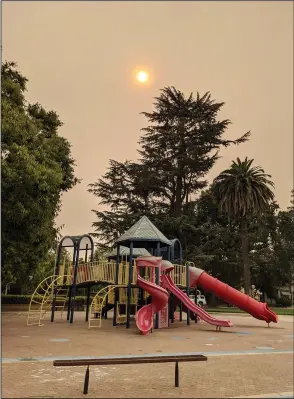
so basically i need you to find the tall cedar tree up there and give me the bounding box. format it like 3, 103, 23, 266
139, 87, 250, 217
89, 86, 250, 247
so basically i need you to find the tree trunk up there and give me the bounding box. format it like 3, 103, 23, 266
240, 220, 251, 294
144, 194, 150, 214
174, 174, 183, 217
173, 121, 185, 217
210, 292, 217, 307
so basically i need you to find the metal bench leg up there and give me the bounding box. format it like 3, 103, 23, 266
83, 365, 90, 394
175, 361, 179, 387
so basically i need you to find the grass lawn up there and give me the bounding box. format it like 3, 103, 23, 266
205, 307, 294, 316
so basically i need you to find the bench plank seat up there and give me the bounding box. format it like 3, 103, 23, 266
53, 353, 207, 394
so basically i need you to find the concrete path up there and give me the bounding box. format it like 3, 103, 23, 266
234, 392, 293, 398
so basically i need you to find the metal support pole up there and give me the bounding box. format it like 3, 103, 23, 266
186, 262, 190, 326
83, 366, 90, 394
139, 267, 144, 307
179, 301, 183, 322
51, 287, 57, 323
85, 244, 89, 263
104, 292, 108, 319
155, 242, 161, 329
194, 286, 198, 323
175, 361, 179, 387
113, 245, 120, 326
70, 244, 80, 323
72, 245, 77, 268
67, 286, 72, 321
51, 244, 62, 322
126, 242, 133, 329
155, 266, 160, 329
170, 294, 175, 324
85, 286, 91, 322
67, 244, 77, 320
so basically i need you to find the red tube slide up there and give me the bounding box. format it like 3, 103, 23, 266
135, 256, 169, 335
189, 267, 278, 324
136, 276, 169, 334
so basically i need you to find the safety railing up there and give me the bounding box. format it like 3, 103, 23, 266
171, 264, 186, 287
59, 261, 188, 287
118, 287, 139, 304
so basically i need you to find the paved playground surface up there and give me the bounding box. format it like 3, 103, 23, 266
2, 312, 293, 398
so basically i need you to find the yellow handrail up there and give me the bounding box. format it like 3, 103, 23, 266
43, 260, 189, 292
27, 275, 73, 326
88, 284, 127, 329
171, 264, 186, 286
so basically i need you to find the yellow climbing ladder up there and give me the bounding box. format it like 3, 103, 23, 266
27, 275, 72, 327
54, 286, 70, 319
88, 285, 127, 329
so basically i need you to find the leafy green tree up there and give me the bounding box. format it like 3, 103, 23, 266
1, 61, 78, 292
213, 157, 275, 294
271, 192, 294, 297
250, 198, 293, 301
193, 190, 291, 298
27, 251, 56, 293
190, 189, 243, 287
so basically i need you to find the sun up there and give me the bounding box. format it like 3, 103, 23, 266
136, 70, 149, 83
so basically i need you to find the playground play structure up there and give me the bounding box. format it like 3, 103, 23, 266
27, 216, 278, 334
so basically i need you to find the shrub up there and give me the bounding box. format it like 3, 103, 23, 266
275, 296, 292, 308
1, 295, 88, 305
1, 295, 31, 304
69, 296, 87, 306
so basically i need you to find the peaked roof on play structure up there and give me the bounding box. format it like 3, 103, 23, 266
115, 215, 171, 247
107, 246, 151, 258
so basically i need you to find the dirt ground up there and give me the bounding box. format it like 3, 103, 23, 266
2, 311, 293, 398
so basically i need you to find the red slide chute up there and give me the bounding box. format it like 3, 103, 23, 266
189, 267, 278, 324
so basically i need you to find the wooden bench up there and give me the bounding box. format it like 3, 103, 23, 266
53, 353, 207, 394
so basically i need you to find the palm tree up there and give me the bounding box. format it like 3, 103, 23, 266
213, 157, 275, 294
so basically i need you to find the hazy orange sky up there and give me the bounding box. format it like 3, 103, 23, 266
3, 1, 293, 237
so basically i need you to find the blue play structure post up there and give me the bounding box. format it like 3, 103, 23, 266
186, 262, 190, 326
126, 242, 133, 329
113, 244, 120, 326
155, 242, 160, 329
67, 244, 77, 321
70, 244, 80, 323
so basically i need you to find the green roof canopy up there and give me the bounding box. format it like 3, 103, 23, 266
115, 216, 171, 248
